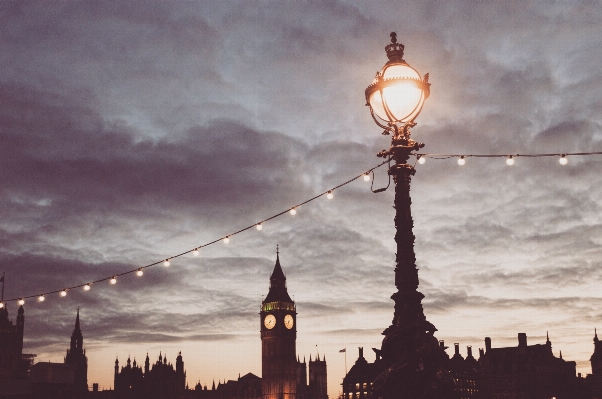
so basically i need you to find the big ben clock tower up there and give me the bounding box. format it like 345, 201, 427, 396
261, 249, 297, 399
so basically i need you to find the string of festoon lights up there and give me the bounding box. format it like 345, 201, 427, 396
2, 150, 601, 308
415, 151, 602, 166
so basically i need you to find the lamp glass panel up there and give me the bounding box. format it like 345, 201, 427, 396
369, 91, 387, 121
382, 81, 423, 122
379, 65, 423, 122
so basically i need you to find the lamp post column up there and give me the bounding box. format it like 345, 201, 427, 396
364, 33, 458, 399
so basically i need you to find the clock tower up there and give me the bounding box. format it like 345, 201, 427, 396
261, 249, 297, 399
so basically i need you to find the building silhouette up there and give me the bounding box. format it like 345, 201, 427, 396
0, 304, 25, 381
260, 250, 298, 399
114, 352, 186, 399
296, 354, 327, 399
108, 251, 326, 399
478, 333, 576, 398
342, 333, 590, 399
64, 308, 88, 396
342, 347, 383, 399
448, 343, 478, 399
586, 330, 602, 398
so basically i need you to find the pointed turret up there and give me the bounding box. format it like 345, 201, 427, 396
145, 353, 150, 374
70, 308, 83, 352
592, 329, 602, 375
16, 305, 24, 354
114, 357, 119, 387
264, 250, 293, 303
65, 308, 88, 393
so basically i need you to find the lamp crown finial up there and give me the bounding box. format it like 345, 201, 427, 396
385, 32, 404, 62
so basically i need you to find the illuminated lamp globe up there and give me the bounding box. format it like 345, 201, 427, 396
559, 155, 568, 165
83, 284, 91, 291
365, 33, 430, 134
60, 290, 67, 297
136, 269, 144, 277
0, 302, 4, 309
363, 174, 371, 182
38, 295, 45, 302
18, 299, 25, 305
110, 277, 117, 285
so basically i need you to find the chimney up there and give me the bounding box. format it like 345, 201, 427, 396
467, 346, 473, 358
454, 343, 460, 356
485, 337, 491, 352
439, 340, 445, 349
479, 348, 484, 357
359, 347, 364, 359
518, 333, 527, 347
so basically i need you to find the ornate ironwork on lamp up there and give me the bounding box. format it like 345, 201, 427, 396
366, 33, 457, 399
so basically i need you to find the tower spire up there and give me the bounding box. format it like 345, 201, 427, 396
75, 307, 81, 333
263, 248, 292, 303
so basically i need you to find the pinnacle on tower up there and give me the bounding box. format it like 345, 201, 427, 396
263, 249, 293, 303
75, 307, 81, 332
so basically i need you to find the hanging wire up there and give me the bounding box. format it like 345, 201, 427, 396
371, 157, 392, 193
2, 159, 391, 303
414, 151, 602, 159
4, 150, 602, 304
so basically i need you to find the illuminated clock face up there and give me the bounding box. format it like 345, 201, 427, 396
284, 314, 294, 329
264, 314, 276, 329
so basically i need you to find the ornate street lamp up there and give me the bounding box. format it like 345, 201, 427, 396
366, 33, 457, 399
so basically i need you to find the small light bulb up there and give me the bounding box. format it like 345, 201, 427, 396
363, 174, 371, 182
18, 299, 25, 305
326, 191, 334, 200
224, 237, 230, 244
256, 224, 263, 231
458, 157, 466, 166
60, 290, 67, 297
192, 248, 199, 256
559, 155, 568, 165
110, 277, 117, 285
163, 259, 170, 267
290, 208, 297, 216
0, 302, 5, 309
418, 157, 426, 165
83, 284, 91, 291
506, 156, 514, 166
38, 295, 45, 302
137, 269, 144, 277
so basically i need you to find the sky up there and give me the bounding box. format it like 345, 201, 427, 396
1, 1, 602, 397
